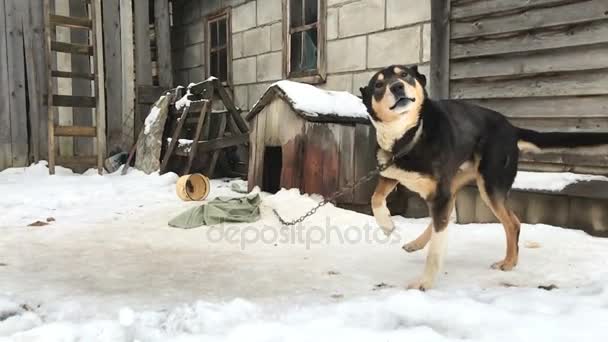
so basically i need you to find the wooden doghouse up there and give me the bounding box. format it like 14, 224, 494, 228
246, 81, 380, 211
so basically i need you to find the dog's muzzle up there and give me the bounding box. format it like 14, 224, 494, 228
390, 96, 415, 110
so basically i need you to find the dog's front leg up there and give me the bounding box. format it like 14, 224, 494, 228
371, 177, 398, 236
408, 188, 454, 290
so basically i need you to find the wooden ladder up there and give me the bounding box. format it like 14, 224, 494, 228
43, 0, 106, 174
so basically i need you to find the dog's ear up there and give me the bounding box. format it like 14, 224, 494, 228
359, 86, 372, 110
410, 65, 427, 88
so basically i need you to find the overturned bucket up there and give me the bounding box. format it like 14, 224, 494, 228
176, 173, 210, 201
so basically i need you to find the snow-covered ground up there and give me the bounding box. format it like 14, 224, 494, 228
1, 163, 608, 341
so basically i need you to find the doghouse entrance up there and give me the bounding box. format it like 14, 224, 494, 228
262, 146, 282, 193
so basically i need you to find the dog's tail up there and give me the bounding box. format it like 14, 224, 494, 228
516, 128, 608, 152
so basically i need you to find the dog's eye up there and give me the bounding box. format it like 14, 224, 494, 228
374, 81, 384, 89
400, 72, 407, 77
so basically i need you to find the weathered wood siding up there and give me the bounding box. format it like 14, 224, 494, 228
449, 0, 608, 173
0, 0, 170, 171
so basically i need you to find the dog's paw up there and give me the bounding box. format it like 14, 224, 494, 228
491, 259, 517, 271
380, 225, 395, 236
402, 240, 424, 253
407, 278, 433, 291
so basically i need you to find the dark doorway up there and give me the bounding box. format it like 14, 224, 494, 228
262, 146, 282, 193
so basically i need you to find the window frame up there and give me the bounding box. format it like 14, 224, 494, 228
283, 0, 326, 84
205, 8, 232, 86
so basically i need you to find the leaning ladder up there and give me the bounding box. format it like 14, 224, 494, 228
43, 0, 106, 174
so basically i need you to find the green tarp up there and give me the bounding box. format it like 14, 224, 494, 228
169, 193, 261, 229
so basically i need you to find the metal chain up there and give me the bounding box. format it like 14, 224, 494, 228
272, 158, 395, 226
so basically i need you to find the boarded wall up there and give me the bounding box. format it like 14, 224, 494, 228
0, 0, 48, 170
448, 0, 608, 174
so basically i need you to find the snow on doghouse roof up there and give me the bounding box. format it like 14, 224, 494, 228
246, 80, 370, 124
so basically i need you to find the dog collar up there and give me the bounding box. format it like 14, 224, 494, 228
393, 118, 423, 160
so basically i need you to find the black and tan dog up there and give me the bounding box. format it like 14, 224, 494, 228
360, 64, 608, 290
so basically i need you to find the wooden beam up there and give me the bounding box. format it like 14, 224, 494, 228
185, 100, 210, 174
56, 155, 97, 168
160, 103, 191, 174
49, 14, 92, 29
206, 113, 228, 176
50, 41, 94, 55
0, 0, 11, 170
51, 70, 95, 80
54, 125, 97, 137
154, 0, 173, 88
30, 0, 49, 162
430, 0, 450, 99
52, 95, 97, 108
120, 0, 136, 150
44, 0, 56, 174
6, 0, 29, 167
196, 134, 249, 153
102, 0, 122, 154
24, 0, 42, 163
212, 78, 249, 133
134, 0, 152, 86
92, 0, 106, 173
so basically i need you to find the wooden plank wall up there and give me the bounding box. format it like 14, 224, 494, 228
0, 0, 50, 169
0, 0, 164, 171
449, 0, 608, 173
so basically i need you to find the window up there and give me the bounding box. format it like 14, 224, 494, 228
285, 0, 326, 83
206, 10, 231, 84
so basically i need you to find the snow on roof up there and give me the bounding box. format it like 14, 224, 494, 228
247, 80, 370, 124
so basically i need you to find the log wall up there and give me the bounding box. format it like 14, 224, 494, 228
449, 0, 608, 173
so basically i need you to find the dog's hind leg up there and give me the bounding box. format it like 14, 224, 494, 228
372, 177, 399, 236
477, 176, 521, 271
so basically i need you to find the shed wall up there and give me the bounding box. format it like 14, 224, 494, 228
448, 0, 608, 173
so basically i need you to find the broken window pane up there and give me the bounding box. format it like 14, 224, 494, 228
302, 28, 317, 71
291, 28, 317, 73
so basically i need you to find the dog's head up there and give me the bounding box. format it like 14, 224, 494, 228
360, 65, 427, 123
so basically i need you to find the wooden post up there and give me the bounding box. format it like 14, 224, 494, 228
430, 0, 450, 99
102, 0, 123, 153
154, 0, 173, 88
120, 0, 136, 150
29, 0, 49, 162
23, 7, 41, 163
5, 0, 29, 167
134, 0, 152, 140
91, 0, 106, 174
43, 0, 56, 174
0, 0, 12, 170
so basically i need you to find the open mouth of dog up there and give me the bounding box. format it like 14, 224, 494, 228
390, 96, 415, 110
